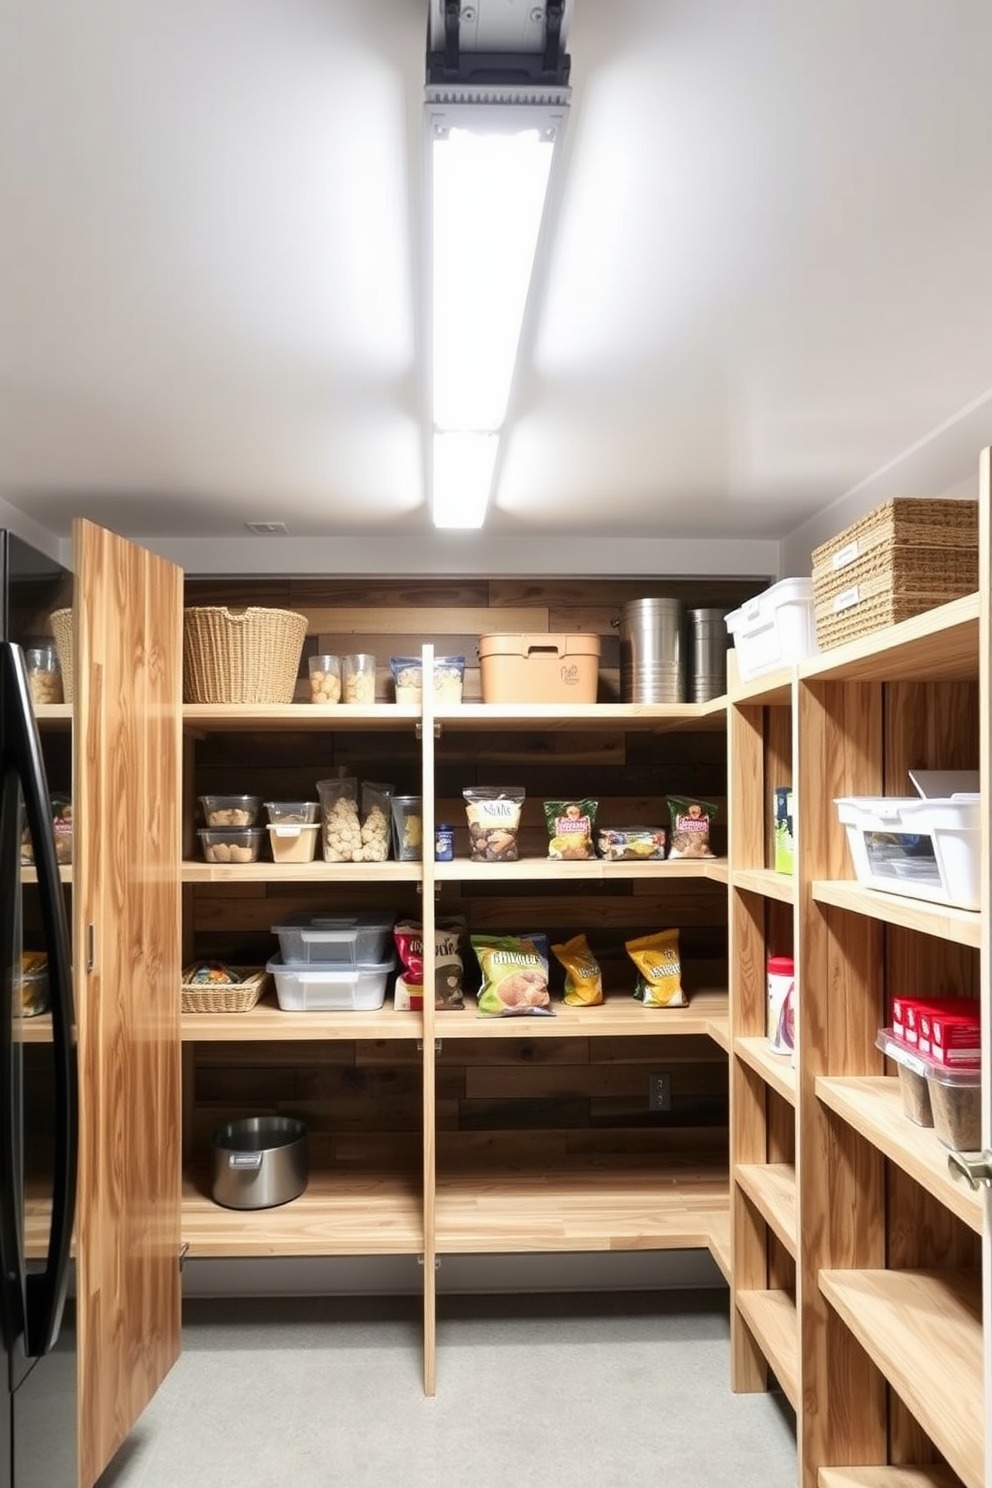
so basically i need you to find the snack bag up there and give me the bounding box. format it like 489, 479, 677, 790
394, 918, 466, 1010
544, 799, 598, 860
626, 928, 687, 1007
463, 786, 526, 861
666, 796, 717, 860
551, 933, 604, 1006
471, 932, 553, 1016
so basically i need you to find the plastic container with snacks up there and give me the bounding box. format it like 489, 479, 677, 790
24, 641, 63, 706
389, 656, 465, 705
198, 828, 264, 864
266, 823, 320, 863
341, 654, 376, 705
200, 795, 262, 827
391, 796, 423, 861
308, 655, 341, 704
18, 952, 50, 1017
21, 794, 73, 866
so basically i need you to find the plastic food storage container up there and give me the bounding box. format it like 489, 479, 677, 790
199, 795, 262, 827
340, 654, 376, 705
724, 579, 819, 680
308, 654, 341, 704
18, 953, 50, 1018
926, 1062, 982, 1150
198, 828, 264, 863
478, 634, 600, 704
271, 914, 395, 966
266, 824, 320, 863
834, 794, 981, 910
389, 656, 465, 705
876, 1028, 934, 1127
391, 796, 423, 861
264, 801, 319, 825
266, 956, 394, 1011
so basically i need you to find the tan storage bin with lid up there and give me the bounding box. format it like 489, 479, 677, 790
478, 633, 600, 704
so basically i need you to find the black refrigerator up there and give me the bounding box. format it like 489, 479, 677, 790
0, 532, 77, 1488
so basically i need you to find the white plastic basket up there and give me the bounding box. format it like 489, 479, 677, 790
834, 794, 981, 911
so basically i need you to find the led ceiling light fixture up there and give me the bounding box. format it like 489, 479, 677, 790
425, 0, 572, 529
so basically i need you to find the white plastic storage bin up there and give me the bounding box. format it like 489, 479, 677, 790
270, 913, 394, 966
724, 578, 819, 680
834, 795, 981, 911
267, 956, 393, 1011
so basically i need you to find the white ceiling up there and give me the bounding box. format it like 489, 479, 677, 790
1, 0, 991, 573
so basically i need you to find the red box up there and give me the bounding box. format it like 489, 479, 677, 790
920, 1011, 981, 1066
894, 995, 978, 1045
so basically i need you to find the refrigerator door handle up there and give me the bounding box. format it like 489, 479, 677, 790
2, 643, 78, 1357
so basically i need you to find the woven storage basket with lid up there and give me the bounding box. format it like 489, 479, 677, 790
183, 607, 308, 704
811, 497, 978, 650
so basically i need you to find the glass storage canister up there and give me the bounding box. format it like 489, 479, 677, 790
24, 640, 63, 706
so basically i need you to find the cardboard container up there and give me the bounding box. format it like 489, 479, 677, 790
478, 633, 600, 704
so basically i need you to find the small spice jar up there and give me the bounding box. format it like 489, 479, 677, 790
435, 824, 454, 861
24, 641, 63, 706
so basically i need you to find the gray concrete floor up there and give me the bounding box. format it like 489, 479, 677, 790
96, 1290, 797, 1488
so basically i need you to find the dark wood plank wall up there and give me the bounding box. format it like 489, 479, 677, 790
182, 575, 763, 1180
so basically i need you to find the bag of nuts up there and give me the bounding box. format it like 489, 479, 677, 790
360, 781, 393, 862
463, 786, 526, 861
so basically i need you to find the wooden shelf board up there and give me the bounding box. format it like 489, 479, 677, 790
182, 859, 423, 884
182, 1168, 423, 1257
811, 881, 981, 948
732, 867, 795, 903
181, 990, 425, 1042
15, 1014, 54, 1043
434, 1162, 728, 1253
33, 702, 73, 728
815, 1076, 982, 1234
799, 592, 979, 685
434, 700, 727, 733
183, 703, 421, 733
707, 1210, 732, 1283
819, 1268, 982, 1488
734, 1037, 796, 1105
734, 1288, 799, 1408
819, 1470, 963, 1488
705, 1012, 730, 1052
430, 988, 729, 1041
734, 1162, 797, 1256
21, 866, 73, 884
729, 668, 793, 706
433, 857, 729, 884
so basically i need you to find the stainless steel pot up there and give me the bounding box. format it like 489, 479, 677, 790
210, 1116, 308, 1209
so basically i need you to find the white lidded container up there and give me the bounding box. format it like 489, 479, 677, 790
271, 913, 394, 966
724, 578, 819, 680
267, 956, 394, 1011
834, 794, 981, 911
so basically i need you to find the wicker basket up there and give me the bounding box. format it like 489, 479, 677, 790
181, 966, 269, 1014
811, 498, 979, 650
183, 607, 308, 704
49, 608, 74, 704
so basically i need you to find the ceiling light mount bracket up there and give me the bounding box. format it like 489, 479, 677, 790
428, 0, 570, 89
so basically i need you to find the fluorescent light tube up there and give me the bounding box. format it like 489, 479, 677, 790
431, 120, 556, 433
432, 431, 499, 529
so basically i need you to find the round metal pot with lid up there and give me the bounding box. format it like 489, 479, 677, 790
210, 1115, 308, 1209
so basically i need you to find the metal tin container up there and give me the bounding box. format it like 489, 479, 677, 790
687, 607, 729, 702
617, 599, 685, 703
210, 1116, 308, 1209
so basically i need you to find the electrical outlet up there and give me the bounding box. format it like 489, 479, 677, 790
648, 1071, 672, 1112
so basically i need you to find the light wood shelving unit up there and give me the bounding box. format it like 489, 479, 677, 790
178, 681, 733, 1393
728, 465, 988, 1488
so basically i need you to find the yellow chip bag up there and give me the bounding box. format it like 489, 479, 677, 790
626, 928, 687, 1007
551, 933, 604, 1006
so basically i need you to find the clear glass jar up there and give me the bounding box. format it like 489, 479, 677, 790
24, 641, 63, 706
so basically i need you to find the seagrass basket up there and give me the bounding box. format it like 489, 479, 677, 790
183, 607, 308, 704
49, 608, 74, 704
811, 498, 978, 650
181, 966, 269, 1014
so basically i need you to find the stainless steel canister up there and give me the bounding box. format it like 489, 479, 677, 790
617, 598, 686, 703
210, 1115, 308, 1209
687, 607, 730, 702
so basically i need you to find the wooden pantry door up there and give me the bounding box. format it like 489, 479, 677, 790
71, 519, 183, 1488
